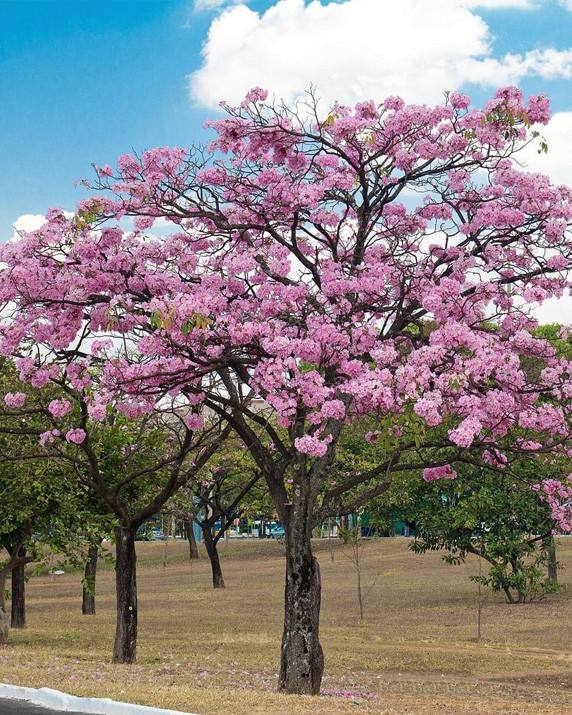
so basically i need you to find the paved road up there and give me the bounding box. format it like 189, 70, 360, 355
0, 700, 86, 714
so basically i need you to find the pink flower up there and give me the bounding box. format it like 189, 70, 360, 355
65, 428, 86, 444
241, 87, 268, 107
449, 92, 470, 110
39, 429, 60, 447
184, 413, 204, 431
319, 399, 346, 421
423, 465, 457, 482
294, 434, 332, 457
414, 396, 443, 427
527, 94, 550, 125
536, 478, 572, 532
48, 399, 72, 418
448, 416, 482, 448
134, 216, 155, 231
87, 402, 107, 421
4, 392, 26, 409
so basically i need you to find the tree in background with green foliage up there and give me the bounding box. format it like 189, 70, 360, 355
402, 463, 562, 604
0, 358, 229, 662
170, 433, 270, 587
0, 360, 93, 635
0, 452, 89, 635
329, 404, 568, 605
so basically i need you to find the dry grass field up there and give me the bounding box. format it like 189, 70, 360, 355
1, 536, 571, 715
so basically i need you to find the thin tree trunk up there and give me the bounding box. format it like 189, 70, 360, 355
328, 517, 335, 562
0, 569, 7, 612
503, 585, 516, 604
11, 549, 26, 629
546, 537, 558, 583
0, 570, 8, 644
82, 542, 99, 615
113, 525, 137, 663
356, 559, 364, 621
508, 557, 526, 603
163, 535, 168, 569
278, 495, 324, 695
203, 527, 225, 588
183, 518, 200, 560
476, 558, 483, 643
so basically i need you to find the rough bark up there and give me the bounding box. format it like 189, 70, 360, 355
278, 496, 324, 695
0, 570, 7, 613
10, 550, 26, 629
203, 527, 225, 588
546, 537, 558, 583
0, 571, 8, 644
184, 518, 200, 560
82, 542, 99, 615
113, 526, 137, 663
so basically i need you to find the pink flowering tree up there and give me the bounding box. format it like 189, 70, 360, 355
0, 353, 227, 664
2, 87, 572, 693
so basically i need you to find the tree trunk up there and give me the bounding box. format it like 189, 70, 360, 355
184, 518, 200, 560
356, 560, 364, 621
0, 570, 8, 644
546, 537, 558, 583
501, 585, 515, 603
0, 569, 6, 613
328, 517, 335, 562
203, 527, 225, 588
11, 550, 26, 629
113, 526, 137, 663
82, 542, 99, 615
278, 498, 324, 695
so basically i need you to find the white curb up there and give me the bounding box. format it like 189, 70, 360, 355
0, 684, 200, 714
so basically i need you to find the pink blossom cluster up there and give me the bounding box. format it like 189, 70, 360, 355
39, 429, 60, 447
4, 392, 26, 408
48, 399, 72, 418
87, 401, 107, 421
423, 465, 458, 482
65, 428, 86, 444
448, 416, 482, 448
294, 434, 333, 458
184, 413, 205, 431
534, 476, 572, 532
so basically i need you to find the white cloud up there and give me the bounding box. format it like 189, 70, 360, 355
533, 295, 572, 324
518, 111, 572, 187
189, 0, 572, 109
193, 0, 245, 11
513, 111, 572, 325
460, 48, 572, 86
10, 212, 76, 242
12, 214, 46, 237
462, 0, 539, 7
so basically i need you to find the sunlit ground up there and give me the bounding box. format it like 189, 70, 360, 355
1, 537, 571, 715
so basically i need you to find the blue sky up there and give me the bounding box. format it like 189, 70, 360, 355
1, 0, 572, 239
